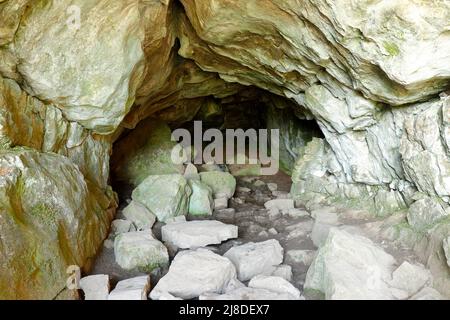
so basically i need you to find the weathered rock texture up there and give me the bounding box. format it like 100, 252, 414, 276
0, 0, 449, 299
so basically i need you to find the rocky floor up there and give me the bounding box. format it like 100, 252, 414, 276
86, 170, 442, 300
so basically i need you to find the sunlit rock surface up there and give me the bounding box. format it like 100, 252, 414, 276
0, 149, 115, 299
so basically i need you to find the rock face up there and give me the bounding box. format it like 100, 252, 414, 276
112, 119, 184, 186
13, 0, 146, 134
132, 174, 191, 222
0, 149, 114, 300
150, 249, 237, 300
161, 220, 238, 249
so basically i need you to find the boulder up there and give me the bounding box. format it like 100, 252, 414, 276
122, 200, 156, 230
271, 265, 293, 282
264, 199, 294, 213
150, 249, 237, 300
304, 229, 399, 300
388, 262, 432, 297
114, 231, 169, 272
108, 276, 151, 300
79, 275, 110, 301
132, 174, 191, 222
249, 275, 301, 299
161, 220, 238, 249
184, 163, 200, 180
200, 172, 236, 199
214, 197, 229, 210
111, 219, 135, 236
188, 180, 214, 216
407, 197, 450, 232
224, 239, 284, 281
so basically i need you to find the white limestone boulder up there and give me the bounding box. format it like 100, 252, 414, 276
388, 262, 432, 297
161, 220, 238, 249
132, 174, 191, 222
223, 239, 284, 281
108, 276, 151, 300
271, 265, 293, 282
80, 274, 110, 300
114, 231, 169, 272
304, 228, 399, 300
264, 199, 294, 213
122, 200, 156, 230
200, 172, 236, 199
150, 249, 237, 300
188, 180, 214, 216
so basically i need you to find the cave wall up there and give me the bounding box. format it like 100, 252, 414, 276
0, 0, 449, 298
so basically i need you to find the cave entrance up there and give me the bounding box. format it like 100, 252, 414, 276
110, 88, 323, 202
89, 88, 324, 291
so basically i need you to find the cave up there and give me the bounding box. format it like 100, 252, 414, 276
0, 0, 449, 302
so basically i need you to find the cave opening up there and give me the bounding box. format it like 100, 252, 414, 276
91, 88, 324, 290
110, 88, 324, 203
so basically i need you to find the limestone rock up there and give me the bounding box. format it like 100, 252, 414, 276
0, 149, 114, 300
122, 200, 156, 231
108, 276, 151, 300
161, 220, 238, 249
13, 0, 147, 134
407, 197, 450, 232
249, 275, 301, 299
400, 96, 450, 199
200, 287, 301, 300
264, 199, 294, 213
80, 275, 110, 301
188, 180, 214, 216
112, 119, 184, 186
132, 174, 191, 222
114, 231, 169, 272
388, 262, 432, 297
150, 249, 237, 300
305, 229, 398, 300
444, 237, 450, 268
200, 172, 236, 199
214, 197, 229, 210
287, 250, 316, 266
223, 278, 246, 293
224, 239, 284, 281
271, 265, 293, 282
111, 219, 135, 237
410, 287, 444, 301
285, 208, 310, 218
184, 163, 200, 180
